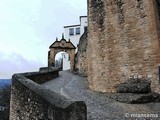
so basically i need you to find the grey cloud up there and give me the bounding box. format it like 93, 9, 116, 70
0, 52, 45, 78
33, 0, 87, 42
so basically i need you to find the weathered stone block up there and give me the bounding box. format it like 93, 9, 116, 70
116, 79, 151, 93
109, 92, 160, 104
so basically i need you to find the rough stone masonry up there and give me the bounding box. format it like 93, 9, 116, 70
75, 30, 88, 76
87, 0, 160, 93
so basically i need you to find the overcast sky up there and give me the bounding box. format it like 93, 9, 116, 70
0, 0, 87, 79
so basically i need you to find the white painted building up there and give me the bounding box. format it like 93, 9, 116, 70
62, 52, 70, 71
62, 16, 88, 70
64, 16, 88, 50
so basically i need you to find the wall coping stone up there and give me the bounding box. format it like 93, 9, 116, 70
12, 70, 86, 109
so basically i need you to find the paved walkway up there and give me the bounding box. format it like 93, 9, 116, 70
42, 71, 160, 120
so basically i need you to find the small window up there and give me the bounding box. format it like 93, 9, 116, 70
76, 28, 80, 35
69, 28, 74, 36
84, 26, 87, 32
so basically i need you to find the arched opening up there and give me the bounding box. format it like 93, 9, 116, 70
48, 37, 76, 71
55, 51, 70, 71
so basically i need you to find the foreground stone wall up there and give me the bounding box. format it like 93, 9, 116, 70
87, 0, 160, 93
75, 30, 88, 76
10, 70, 87, 120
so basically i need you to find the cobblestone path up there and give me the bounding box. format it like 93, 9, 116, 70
43, 71, 160, 120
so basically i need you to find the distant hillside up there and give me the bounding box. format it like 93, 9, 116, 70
0, 79, 11, 88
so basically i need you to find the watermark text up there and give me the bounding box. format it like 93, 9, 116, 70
125, 113, 158, 118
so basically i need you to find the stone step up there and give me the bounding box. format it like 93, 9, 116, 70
109, 93, 160, 104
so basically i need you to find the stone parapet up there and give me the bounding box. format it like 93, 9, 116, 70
10, 70, 87, 120
20, 68, 59, 84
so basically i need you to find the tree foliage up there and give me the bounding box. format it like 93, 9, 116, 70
0, 85, 11, 120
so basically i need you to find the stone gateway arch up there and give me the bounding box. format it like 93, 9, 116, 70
48, 35, 76, 71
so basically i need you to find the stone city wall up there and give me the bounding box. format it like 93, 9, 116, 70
10, 70, 87, 120
87, 0, 160, 93
75, 30, 88, 76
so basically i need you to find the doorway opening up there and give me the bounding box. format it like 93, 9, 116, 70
55, 52, 70, 71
